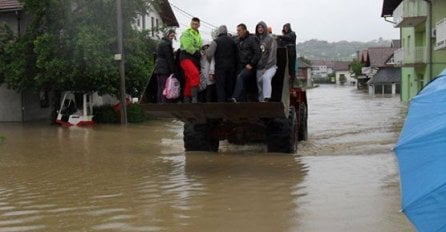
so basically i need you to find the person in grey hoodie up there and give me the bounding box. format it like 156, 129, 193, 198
255, 21, 277, 102
206, 25, 237, 102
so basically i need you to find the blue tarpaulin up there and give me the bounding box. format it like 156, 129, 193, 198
395, 69, 446, 232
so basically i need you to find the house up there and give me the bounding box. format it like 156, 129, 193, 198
310, 60, 334, 83
333, 61, 355, 86
310, 60, 355, 85
296, 57, 313, 87
0, 0, 52, 122
368, 68, 401, 95
382, 0, 446, 102
358, 44, 399, 91
133, 0, 179, 38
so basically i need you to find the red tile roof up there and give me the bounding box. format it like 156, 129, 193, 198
0, 0, 22, 11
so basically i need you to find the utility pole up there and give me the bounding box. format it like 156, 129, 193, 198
116, 0, 127, 124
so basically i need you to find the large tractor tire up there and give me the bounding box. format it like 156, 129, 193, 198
183, 122, 219, 152
266, 107, 298, 153
298, 102, 308, 141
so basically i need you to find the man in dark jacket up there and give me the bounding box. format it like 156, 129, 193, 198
206, 25, 237, 102
154, 29, 176, 103
230, 23, 261, 102
278, 23, 297, 84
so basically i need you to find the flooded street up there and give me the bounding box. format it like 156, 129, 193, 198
0, 84, 414, 232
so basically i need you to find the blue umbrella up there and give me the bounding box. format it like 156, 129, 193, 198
395, 69, 446, 232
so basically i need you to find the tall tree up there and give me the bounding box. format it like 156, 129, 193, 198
1, 0, 156, 96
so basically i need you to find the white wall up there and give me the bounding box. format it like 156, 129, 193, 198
134, 5, 164, 39
335, 71, 355, 85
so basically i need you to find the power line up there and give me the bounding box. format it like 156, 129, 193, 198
174, 9, 215, 31
169, 2, 217, 29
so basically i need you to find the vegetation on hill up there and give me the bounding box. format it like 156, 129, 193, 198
296, 38, 392, 61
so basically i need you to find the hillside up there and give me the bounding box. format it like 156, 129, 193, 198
296, 38, 393, 61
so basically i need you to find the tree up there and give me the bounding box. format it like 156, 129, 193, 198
0, 0, 157, 96
0, 24, 15, 85
350, 59, 363, 77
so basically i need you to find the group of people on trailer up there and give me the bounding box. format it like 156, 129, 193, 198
154, 17, 297, 104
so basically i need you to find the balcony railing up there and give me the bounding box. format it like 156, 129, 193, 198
393, 0, 427, 28
393, 47, 426, 66
435, 18, 446, 50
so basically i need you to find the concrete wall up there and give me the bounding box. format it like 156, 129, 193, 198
23, 91, 53, 122
0, 11, 29, 36
0, 85, 22, 122
0, 85, 53, 122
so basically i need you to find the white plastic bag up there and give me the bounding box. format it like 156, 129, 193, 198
163, 74, 180, 99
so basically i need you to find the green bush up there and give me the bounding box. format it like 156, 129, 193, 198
93, 104, 146, 124
0, 135, 5, 144
127, 104, 145, 123
93, 105, 119, 124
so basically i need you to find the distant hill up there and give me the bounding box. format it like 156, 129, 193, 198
296, 38, 393, 61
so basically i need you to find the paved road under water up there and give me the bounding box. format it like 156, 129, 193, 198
0, 84, 414, 231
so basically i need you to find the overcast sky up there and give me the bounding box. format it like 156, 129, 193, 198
169, 0, 398, 43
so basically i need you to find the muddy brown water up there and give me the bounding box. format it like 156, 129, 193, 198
0, 85, 414, 231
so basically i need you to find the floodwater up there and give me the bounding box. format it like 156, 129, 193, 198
0, 84, 414, 232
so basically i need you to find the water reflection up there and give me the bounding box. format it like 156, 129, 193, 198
181, 153, 308, 232
0, 122, 307, 232
0, 85, 413, 231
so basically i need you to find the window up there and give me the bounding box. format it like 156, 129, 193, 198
156, 18, 159, 32
151, 17, 155, 37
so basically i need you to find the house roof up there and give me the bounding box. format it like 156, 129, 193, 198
297, 57, 311, 68
381, 0, 402, 17
311, 60, 334, 68
153, 0, 179, 27
333, 61, 350, 71
362, 47, 396, 68
0, 0, 21, 11
368, 67, 401, 84
0, 0, 22, 11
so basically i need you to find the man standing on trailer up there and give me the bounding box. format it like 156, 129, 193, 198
179, 17, 203, 103
230, 23, 261, 102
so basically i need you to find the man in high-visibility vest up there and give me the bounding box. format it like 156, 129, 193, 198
179, 17, 203, 103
